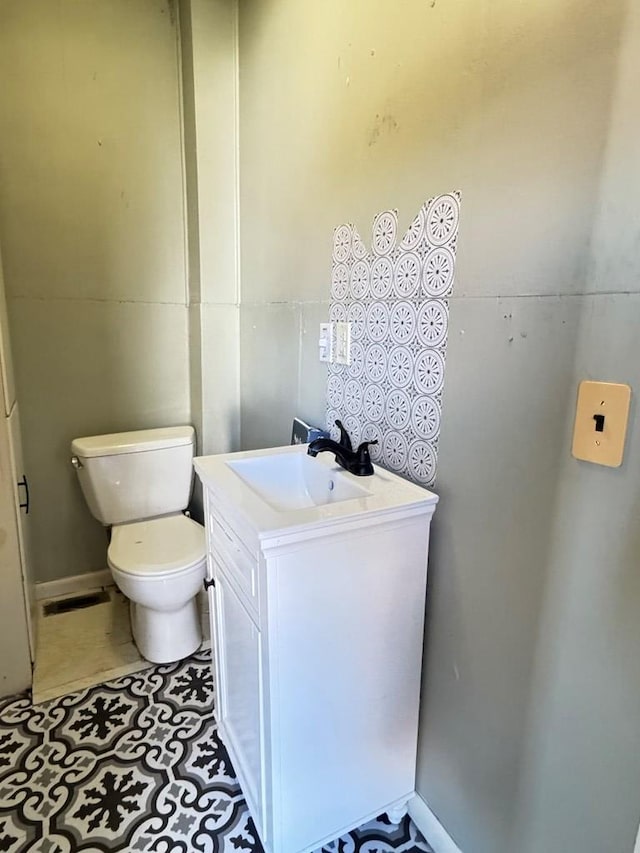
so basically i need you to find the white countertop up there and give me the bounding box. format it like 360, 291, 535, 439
194, 444, 438, 546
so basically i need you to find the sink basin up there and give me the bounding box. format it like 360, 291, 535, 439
227, 451, 371, 512
194, 444, 437, 541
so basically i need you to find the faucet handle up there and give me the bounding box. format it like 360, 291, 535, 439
334, 419, 353, 451
353, 439, 377, 476
356, 439, 378, 456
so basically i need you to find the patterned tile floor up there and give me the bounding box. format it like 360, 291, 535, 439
0, 649, 432, 853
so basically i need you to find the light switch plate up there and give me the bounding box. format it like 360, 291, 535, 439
319, 322, 334, 363
572, 380, 631, 467
335, 321, 351, 365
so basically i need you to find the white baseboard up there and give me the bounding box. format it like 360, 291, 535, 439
35, 569, 112, 601
409, 793, 462, 853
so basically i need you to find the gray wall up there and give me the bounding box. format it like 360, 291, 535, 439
237, 0, 639, 851
237, 0, 620, 452
516, 3, 640, 849
180, 0, 241, 462
0, 0, 190, 583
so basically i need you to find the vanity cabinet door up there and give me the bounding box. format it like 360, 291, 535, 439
214, 565, 265, 836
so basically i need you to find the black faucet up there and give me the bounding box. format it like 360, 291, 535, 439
335, 418, 353, 451
307, 420, 377, 476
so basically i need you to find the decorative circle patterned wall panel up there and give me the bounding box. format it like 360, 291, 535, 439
370, 256, 394, 299
329, 302, 346, 323
364, 344, 388, 384
333, 224, 352, 263
393, 252, 421, 299
371, 210, 398, 255
347, 302, 366, 341
400, 207, 426, 251
423, 246, 455, 297
388, 346, 413, 389
417, 300, 448, 348
331, 263, 349, 300
348, 341, 365, 378
425, 194, 459, 246
350, 260, 370, 300
327, 191, 460, 486
366, 302, 390, 342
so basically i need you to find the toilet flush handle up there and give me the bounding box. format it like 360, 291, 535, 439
70, 455, 83, 470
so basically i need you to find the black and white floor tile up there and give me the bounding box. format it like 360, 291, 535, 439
0, 650, 432, 853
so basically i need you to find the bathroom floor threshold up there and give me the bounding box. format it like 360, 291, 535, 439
31, 585, 211, 704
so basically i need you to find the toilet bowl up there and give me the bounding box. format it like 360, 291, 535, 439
108, 513, 206, 663
71, 425, 206, 664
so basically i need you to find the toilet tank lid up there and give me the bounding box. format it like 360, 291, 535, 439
71, 426, 194, 458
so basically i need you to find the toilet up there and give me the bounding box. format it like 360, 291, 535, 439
70, 426, 206, 664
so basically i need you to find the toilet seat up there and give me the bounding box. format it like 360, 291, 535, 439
108, 514, 206, 577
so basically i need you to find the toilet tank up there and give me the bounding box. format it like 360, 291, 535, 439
71, 426, 195, 525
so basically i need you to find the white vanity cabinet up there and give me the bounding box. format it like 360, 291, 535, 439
195, 446, 438, 853
213, 566, 264, 820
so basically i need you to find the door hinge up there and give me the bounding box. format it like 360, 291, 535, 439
203, 577, 215, 591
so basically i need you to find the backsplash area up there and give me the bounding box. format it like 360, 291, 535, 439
326, 192, 460, 486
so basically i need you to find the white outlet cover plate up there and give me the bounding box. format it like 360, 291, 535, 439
335, 322, 351, 365
319, 322, 334, 362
